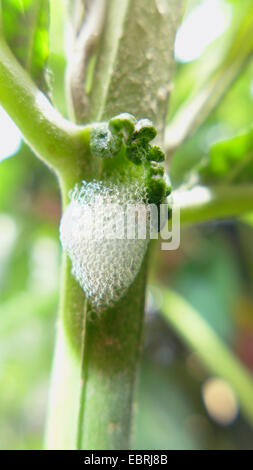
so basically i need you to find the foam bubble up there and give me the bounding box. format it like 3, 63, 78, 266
60, 179, 149, 311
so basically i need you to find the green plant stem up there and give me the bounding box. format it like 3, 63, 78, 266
45, 254, 87, 449
174, 184, 253, 226
78, 256, 149, 449
46, 181, 253, 448
88, 0, 185, 139
45, 153, 150, 449
45, 0, 185, 450
45, 244, 149, 450
77, 0, 184, 449
159, 288, 253, 426
0, 35, 93, 186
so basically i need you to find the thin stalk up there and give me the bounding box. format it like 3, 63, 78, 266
174, 184, 253, 226
66, 0, 107, 123
159, 288, 253, 426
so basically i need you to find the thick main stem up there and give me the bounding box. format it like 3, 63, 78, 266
46, 0, 185, 450
45, 247, 149, 450
78, 257, 149, 449
46, 168, 150, 449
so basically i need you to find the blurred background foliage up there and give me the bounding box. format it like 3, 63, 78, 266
0, 0, 253, 450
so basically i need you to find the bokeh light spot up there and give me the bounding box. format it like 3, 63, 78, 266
202, 377, 239, 426
0, 106, 21, 161
175, 0, 232, 63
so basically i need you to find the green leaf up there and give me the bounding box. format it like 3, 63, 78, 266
201, 126, 253, 184
2, 0, 49, 91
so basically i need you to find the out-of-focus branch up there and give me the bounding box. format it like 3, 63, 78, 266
165, 7, 253, 157
66, 0, 107, 123
173, 184, 253, 226
0, 0, 4, 38
159, 288, 253, 426
165, 61, 251, 156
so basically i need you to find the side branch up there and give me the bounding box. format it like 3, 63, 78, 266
174, 184, 253, 225
66, 0, 107, 123
0, 36, 91, 180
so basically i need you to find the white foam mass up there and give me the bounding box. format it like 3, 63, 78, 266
60, 179, 149, 311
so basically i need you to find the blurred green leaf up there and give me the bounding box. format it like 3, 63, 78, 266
201, 126, 253, 184
0, 141, 57, 211
171, 234, 240, 341
2, 0, 49, 91
0, 291, 56, 450
166, 1, 253, 156
135, 360, 204, 450
170, 62, 253, 187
